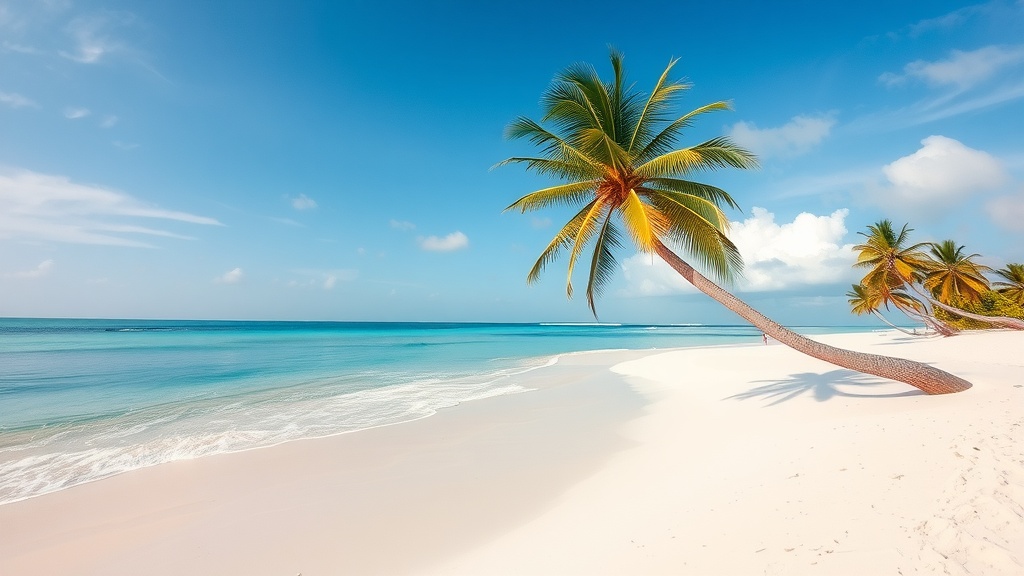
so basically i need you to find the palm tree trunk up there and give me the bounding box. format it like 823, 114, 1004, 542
908, 283, 1024, 330
654, 241, 971, 395
892, 301, 959, 336
871, 310, 921, 336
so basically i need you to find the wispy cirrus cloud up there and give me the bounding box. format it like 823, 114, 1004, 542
287, 268, 358, 290
0, 168, 222, 247
60, 14, 125, 64
0, 90, 37, 108
63, 106, 90, 119
418, 231, 469, 252
879, 45, 1024, 89
727, 114, 836, 159
390, 219, 416, 231
865, 44, 1024, 128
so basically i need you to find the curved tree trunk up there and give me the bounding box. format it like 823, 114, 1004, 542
654, 241, 971, 395
893, 301, 959, 337
912, 285, 1024, 330
871, 310, 921, 336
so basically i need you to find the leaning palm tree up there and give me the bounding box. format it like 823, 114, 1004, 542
501, 51, 970, 394
994, 263, 1024, 306
922, 240, 991, 305
853, 220, 931, 300
846, 284, 920, 335
911, 240, 1024, 330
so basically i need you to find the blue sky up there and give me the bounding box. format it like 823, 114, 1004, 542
1, 0, 1022, 324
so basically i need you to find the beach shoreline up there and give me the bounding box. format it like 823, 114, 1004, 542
2, 330, 1022, 574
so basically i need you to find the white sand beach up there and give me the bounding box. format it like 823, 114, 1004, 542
1, 330, 1022, 575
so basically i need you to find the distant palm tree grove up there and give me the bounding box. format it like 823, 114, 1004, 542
502, 51, 972, 394
851, 220, 1024, 333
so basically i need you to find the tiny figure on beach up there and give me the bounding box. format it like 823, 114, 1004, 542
762, 333, 768, 345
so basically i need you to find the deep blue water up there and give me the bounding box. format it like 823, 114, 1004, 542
0, 319, 873, 504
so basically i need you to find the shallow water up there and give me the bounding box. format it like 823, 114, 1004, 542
0, 319, 873, 504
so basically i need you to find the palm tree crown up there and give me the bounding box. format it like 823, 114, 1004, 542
852, 220, 931, 292
501, 50, 756, 314
921, 240, 991, 304
994, 263, 1024, 305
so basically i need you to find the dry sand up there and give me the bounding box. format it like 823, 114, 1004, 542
2, 330, 1022, 575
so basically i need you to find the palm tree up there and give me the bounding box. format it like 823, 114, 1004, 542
846, 284, 920, 335
852, 220, 931, 300
854, 225, 1024, 331
502, 51, 970, 395
994, 263, 1024, 305
922, 240, 991, 304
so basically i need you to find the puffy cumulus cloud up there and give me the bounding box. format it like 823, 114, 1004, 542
289, 193, 317, 211
727, 114, 835, 159
873, 136, 1007, 216
215, 267, 243, 284
880, 45, 1024, 89
727, 208, 857, 291
389, 219, 416, 231
620, 207, 856, 295
9, 259, 54, 279
418, 231, 469, 252
0, 168, 222, 247
986, 189, 1024, 232
0, 90, 37, 108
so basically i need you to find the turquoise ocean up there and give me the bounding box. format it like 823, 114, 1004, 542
0, 319, 874, 505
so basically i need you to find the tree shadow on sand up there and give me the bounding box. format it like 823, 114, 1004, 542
727, 369, 926, 406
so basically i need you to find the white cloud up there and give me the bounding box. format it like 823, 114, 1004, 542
287, 268, 357, 289
0, 90, 37, 108
727, 114, 836, 159
60, 16, 121, 64
418, 231, 469, 252
620, 208, 856, 295
100, 115, 118, 128
215, 267, 243, 284
881, 45, 1024, 90
390, 219, 416, 231
290, 193, 317, 210
872, 135, 1007, 216
64, 107, 90, 119
986, 189, 1024, 232
9, 259, 54, 279
0, 168, 222, 247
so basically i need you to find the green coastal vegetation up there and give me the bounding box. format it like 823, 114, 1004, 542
850, 220, 1024, 334
501, 50, 971, 395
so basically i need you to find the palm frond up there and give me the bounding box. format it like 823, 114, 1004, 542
494, 157, 602, 181
564, 200, 608, 298
586, 218, 623, 315
646, 191, 742, 283
635, 137, 758, 179
505, 180, 599, 213
526, 200, 597, 285
626, 58, 689, 153
619, 190, 667, 253
645, 177, 741, 211
634, 101, 732, 164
